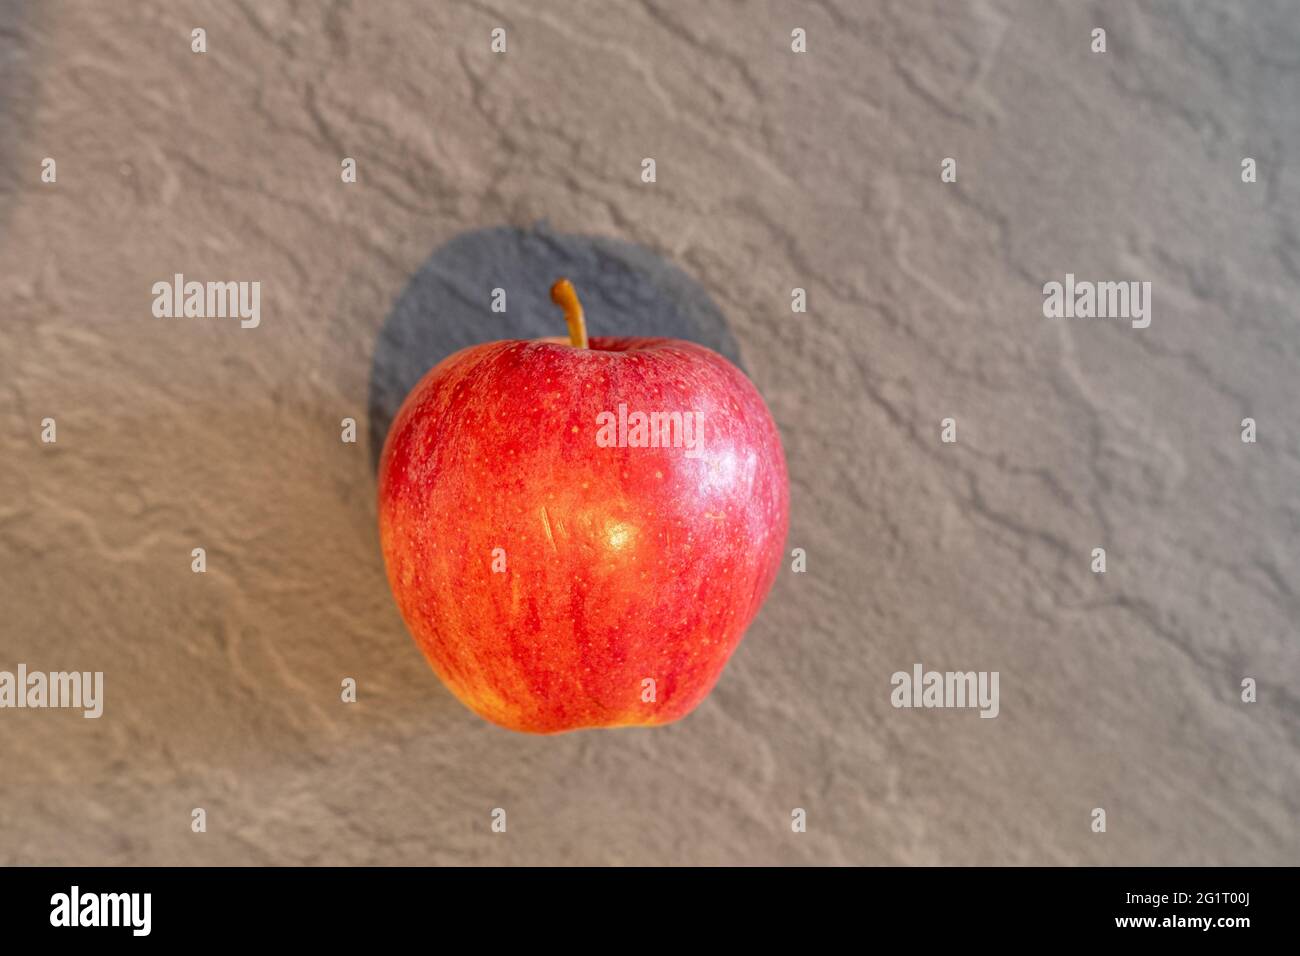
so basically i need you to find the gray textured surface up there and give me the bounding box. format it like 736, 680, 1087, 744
1, 0, 1297, 865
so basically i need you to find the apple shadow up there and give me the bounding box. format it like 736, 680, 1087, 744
367, 224, 744, 472
0, 2, 45, 235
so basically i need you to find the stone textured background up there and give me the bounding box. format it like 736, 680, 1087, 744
1, 0, 1298, 865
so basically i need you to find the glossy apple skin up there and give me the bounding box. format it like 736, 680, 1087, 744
378, 336, 788, 733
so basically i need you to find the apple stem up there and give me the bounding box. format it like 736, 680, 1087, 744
550, 278, 588, 349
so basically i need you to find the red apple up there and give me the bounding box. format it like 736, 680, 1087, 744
378, 279, 788, 733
